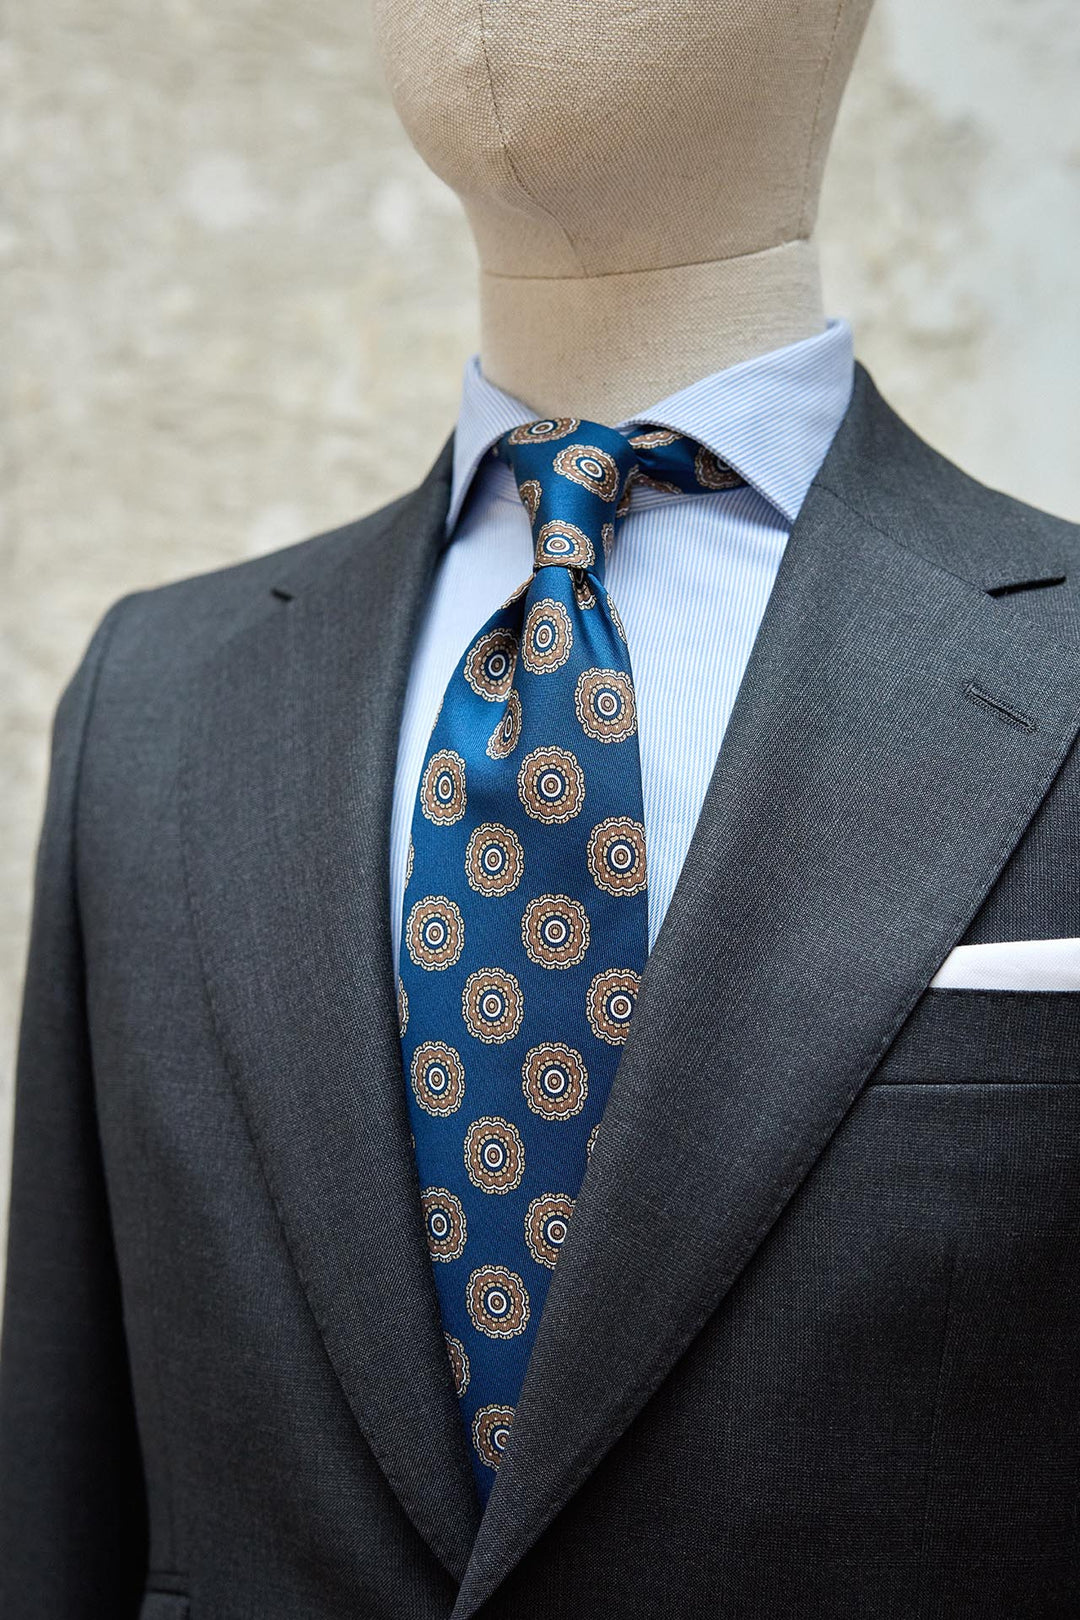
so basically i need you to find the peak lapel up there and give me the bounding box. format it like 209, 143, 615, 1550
180, 434, 485, 1580
451, 370, 1080, 1618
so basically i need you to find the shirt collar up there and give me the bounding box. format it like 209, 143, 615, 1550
444, 316, 854, 536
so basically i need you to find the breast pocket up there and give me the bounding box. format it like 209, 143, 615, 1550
853, 986, 1080, 1581
870, 987, 1080, 1086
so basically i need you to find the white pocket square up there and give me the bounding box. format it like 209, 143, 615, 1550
930, 937, 1080, 992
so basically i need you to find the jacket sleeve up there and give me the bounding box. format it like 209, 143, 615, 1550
0, 601, 148, 1616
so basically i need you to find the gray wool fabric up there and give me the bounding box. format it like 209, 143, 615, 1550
2, 365, 1080, 1619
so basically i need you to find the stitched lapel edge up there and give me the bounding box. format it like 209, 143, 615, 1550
178, 433, 486, 1581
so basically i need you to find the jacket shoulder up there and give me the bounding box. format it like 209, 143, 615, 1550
62, 428, 456, 761
106, 488, 414, 667
823, 365, 1080, 595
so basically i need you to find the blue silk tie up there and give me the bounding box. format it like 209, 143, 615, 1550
398, 416, 743, 1503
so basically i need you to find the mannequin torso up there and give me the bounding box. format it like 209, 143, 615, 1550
371, 0, 873, 419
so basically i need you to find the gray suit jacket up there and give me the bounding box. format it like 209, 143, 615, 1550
2, 366, 1080, 1619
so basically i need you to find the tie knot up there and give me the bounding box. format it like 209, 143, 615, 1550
494, 416, 744, 579
495, 417, 638, 580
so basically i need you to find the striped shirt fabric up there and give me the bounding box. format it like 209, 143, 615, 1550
389, 317, 855, 973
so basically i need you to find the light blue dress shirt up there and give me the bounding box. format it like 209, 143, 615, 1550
390, 318, 855, 973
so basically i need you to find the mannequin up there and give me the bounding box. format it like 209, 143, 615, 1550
370, 0, 873, 421
5, 0, 1080, 1609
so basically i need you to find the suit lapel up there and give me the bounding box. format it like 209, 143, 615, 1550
179, 433, 486, 1580
450, 369, 1080, 1617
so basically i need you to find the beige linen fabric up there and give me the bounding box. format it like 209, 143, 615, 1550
371, 0, 872, 275
371, 0, 873, 413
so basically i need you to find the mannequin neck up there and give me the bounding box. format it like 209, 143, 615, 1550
478, 239, 825, 424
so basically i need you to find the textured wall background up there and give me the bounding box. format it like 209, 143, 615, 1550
2, 0, 1078, 1240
